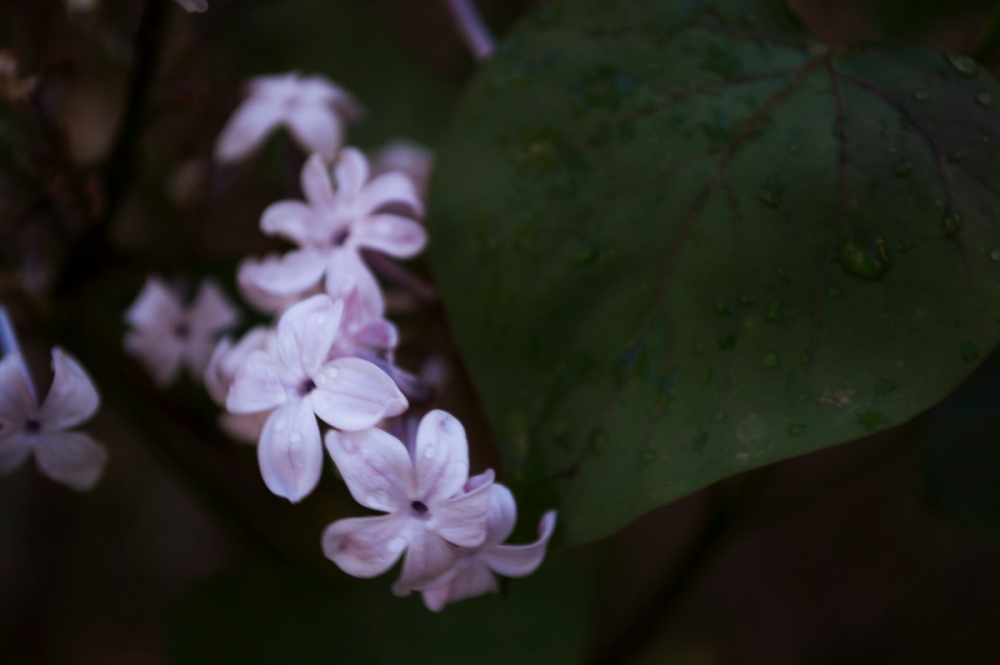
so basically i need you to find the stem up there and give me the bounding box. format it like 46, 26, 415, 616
442, 0, 496, 61
0, 305, 37, 402
56, 0, 171, 293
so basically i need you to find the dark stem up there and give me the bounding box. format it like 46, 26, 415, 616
56, 0, 171, 294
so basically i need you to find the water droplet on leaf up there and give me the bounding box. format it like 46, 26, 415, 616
943, 208, 963, 236
990, 249, 1000, 262
640, 449, 658, 464
913, 90, 931, 102
788, 423, 807, 437
945, 53, 978, 76
893, 160, 912, 177
977, 91, 993, 106
836, 232, 891, 280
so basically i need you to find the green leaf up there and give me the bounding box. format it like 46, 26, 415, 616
916, 348, 1000, 543
428, 0, 1000, 544
167, 555, 593, 664
222, 0, 458, 147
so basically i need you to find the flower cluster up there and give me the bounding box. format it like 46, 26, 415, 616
120, 72, 554, 609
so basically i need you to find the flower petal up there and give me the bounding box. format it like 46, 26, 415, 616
352, 214, 427, 258
174, 0, 209, 12
260, 201, 324, 247
123, 332, 184, 387
392, 525, 456, 596
308, 357, 407, 431
204, 338, 234, 405
324, 427, 413, 511
351, 319, 399, 352
226, 350, 289, 414
484, 482, 518, 547
34, 431, 107, 491
238, 249, 328, 296
276, 295, 343, 376
237, 256, 318, 314
38, 348, 100, 430
0, 432, 32, 475
322, 514, 407, 578
432, 469, 493, 548
324, 249, 384, 319
414, 410, 469, 503
422, 559, 498, 611
357, 172, 424, 218
188, 279, 240, 336
287, 107, 343, 163
371, 141, 433, 199
124, 277, 183, 330
257, 401, 322, 502
214, 99, 282, 163
0, 352, 36, 426
299, 153, 337, 210
333, 148, 369, 200
480, 511, 557, 578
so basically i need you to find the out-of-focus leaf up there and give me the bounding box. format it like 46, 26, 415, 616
858, 0, 999, 41
429, 0, 1000, 544
167, 553, 592, 665
916, 347, 1000, 543
222, 0, 458, 147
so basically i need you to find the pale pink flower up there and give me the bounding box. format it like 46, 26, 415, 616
237, 256, 322, 315
238, 150, 426, 317
174, 0, 208, 12
323, 410, 493, 593
226, 294, 407, 502
214, 73, 362, 164
124, 277, 240, 387
0, 349, 107, 491
419, 483, 557, 611
205, 326, 277, 443
330, 285, 398, 360
371, 140, 434, 202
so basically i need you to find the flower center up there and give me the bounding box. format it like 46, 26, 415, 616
174, 322, 191, 340
331, 228, 350, 247
299, 379, 318, 396
411, 500, 429, 516
24, 419, 41, 434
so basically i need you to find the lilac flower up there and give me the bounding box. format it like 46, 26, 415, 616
330, 285, 399, 361
226, 294, 407, 502
0, 349, 107, 491
419, 483, 557, 611
323, 410, 493, 592
205, 326, 277, 443
371, 140, 434, 202
174, 0, 208, 12
214, 73, 362, 164
238, 150, 426, 318
124, 277, 240, 387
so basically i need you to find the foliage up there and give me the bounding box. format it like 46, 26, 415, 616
429, 0, 1000, 544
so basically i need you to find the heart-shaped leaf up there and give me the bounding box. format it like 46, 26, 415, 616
429, 0, 1000, 544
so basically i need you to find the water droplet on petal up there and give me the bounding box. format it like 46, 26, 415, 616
423, 443, 437, 458
290, 432, 301, 443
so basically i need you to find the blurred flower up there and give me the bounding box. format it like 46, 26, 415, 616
239, 150, 425, 318
226, 295, 407, 502
166, 159, 209, 208
123, 277, 240, 387
214, 73, 362, 164
370, 140, 434, 202
323, 410, 493, 593
205, 326, 277, 443
0, 349, 107, 491
0, 50, 38, 103
330, 285, 399, 361
419, 484, 556, 611
174, 0, 208, 12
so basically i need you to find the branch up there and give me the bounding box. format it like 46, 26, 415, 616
56, 0, 171, 294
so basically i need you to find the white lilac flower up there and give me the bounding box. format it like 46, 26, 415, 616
419, 483, 556, 611
238, 150, 426, 319
124, 277, 240, 387
174, 0, 208, 12
226, 294, 407, 502
0, 349, 107, 491
214, 73, 362, 164
323, 410, 493, 593
370, 140, 434, 202
205, 326, 277, 443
